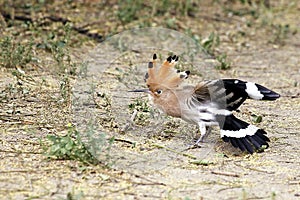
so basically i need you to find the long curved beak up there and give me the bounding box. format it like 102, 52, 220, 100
128, 88, 150, 93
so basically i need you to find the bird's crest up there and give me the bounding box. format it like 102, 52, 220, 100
145, 54, 190, 91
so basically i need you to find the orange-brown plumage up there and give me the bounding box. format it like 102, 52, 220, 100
145, 54, 190, 94
156, 55, 177, 80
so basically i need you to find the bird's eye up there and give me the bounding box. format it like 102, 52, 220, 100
155, 89, 162, 95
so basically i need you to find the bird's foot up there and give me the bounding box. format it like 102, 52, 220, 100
195, 135, 206, 144
185, 137, 204, 150
185, 142, 202, 150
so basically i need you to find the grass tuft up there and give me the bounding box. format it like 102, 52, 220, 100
0, 36, 34, 68
215, 54, 231, 70
44, 123, 114, 166
201, 32, 220, 56
128, 97, 152, 126
117, 0, 143, 25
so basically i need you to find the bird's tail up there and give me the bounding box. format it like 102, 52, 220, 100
217, 114, 270, 154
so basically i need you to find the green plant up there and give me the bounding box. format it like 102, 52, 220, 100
190, 159, 213, 166
215, 54, 231, 70
117, 0, 197, 26
117, 0, 143, 24
185, 28, 201, 44
270, 24, 290, 45
221, 0, 261, 19
225, 7, 258, 18
178, 0, 195, 16
84, 122, 115, 166
0, 68, 35, 102
67, 189, 84, 200
165, 18, 178, 29
37, 23, 77, 75
44, 124, 114, 165
251, 114, 262, 123
201, 32, 220, 56
186, 31, 220, 57
154, 0, 196, 17
59, 75, 71, 104
271, 191, 276, 200
128, 98, 152, 125
129, 97, 151, 112
0, 36, 34, 68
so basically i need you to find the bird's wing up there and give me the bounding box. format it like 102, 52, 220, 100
192, 82, 211, 103
194, 79, 280, 111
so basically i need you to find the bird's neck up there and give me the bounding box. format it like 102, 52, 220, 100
152, 87, 194, 118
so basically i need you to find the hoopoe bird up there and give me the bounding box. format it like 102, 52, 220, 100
131, 54, 280, 154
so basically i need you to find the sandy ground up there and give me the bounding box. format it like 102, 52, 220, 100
0, 1, 300, 199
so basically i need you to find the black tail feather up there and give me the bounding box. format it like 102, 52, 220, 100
241, 138, 254, 154
230, 138, 239, 148
255, 84, 280, 100
247, 136, 262, 149
220, 114, 270, 154
236, 138, 247, 152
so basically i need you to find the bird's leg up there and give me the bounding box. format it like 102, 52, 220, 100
195, 122, 211, 145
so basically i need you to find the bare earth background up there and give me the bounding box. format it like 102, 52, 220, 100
0, 1, 299, 199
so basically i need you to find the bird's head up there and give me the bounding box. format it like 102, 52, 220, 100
130, 54, 190, 100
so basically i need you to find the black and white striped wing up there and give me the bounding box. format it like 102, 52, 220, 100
207, 79, 280, 111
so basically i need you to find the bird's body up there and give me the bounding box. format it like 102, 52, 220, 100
132, 54, 280, 154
